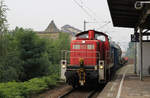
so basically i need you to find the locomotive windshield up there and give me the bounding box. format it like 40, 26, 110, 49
77, 33, 88, 38
95, 33, 106, 41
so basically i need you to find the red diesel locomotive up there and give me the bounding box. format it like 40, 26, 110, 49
61, 30, 122, 87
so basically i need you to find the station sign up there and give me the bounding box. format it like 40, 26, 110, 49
131, 33, 139, 42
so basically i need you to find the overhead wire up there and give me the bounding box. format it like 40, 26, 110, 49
96, 21, 111, 30
76, 0, 111, 23
82, 4, 102, 23
72, 0, 98, 22
72, 0, 111, 31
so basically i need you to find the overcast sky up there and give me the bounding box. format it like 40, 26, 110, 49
5, 0, 133, 51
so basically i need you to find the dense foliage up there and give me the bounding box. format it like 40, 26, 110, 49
0, 27, 70, 82
0, 74, 58, 98
16, 28, 51, 81
0, 28, 70, 97
0, 1, 71, 97
48, 32, 70, 64
0, 28, 48, 82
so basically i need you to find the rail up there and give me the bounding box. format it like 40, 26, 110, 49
58, 89, 75, 98
58, 88, 99, 98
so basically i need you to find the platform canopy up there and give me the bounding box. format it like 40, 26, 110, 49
107, 0, 150, 30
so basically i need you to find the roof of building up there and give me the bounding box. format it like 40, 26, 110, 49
107, 0, 150, 29
45, 20, 60, 32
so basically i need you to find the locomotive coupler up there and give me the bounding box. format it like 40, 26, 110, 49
77, 68, 85, 86
77, 58, 86, 85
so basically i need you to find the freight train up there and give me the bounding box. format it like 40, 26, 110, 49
61, 30, 122, 88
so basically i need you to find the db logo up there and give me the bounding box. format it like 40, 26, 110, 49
81, 45, 86, 49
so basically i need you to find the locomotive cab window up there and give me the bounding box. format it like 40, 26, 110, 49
77, 33, 88, 38
87, 45, 94, 49
73, 45, 80, 49
95, 34, 106, 41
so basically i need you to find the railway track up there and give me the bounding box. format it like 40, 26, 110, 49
59, 89, 97, 98
58, 88, 75, 98
58, 84, 105, 98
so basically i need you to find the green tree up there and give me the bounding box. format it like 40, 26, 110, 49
47, 32, 70, 64
0, 0, 8, 57
16, 28, 51, 81
46, 32, 70, 77
0, 0, 8, 33
0, 1, 24, 82
0, 33, 23, 82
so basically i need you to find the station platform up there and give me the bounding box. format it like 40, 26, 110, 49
97, 64, 150, 98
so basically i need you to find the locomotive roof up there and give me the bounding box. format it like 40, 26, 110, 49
76, 30, 108, 37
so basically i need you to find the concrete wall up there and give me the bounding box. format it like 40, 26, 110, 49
136, 42, 150, 76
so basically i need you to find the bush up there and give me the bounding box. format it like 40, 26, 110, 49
0, 75, 58, 98
0, 82, 24, 98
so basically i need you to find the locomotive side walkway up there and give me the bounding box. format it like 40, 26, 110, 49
97, 64, 150, 98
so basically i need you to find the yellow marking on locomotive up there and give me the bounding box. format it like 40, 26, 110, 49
77, 58, 86, 85
79, 58, 84, 65
77, 68, 86, 86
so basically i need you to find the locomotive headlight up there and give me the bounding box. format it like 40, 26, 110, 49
99, 60, 104, 69
100, 65, 104, 69
61, 60, 67, 69
62, 65, 66, 69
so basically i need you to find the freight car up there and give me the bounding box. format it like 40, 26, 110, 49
61, 30, 122, 88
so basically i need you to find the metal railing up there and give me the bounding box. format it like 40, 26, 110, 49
61, 50, 100, 65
